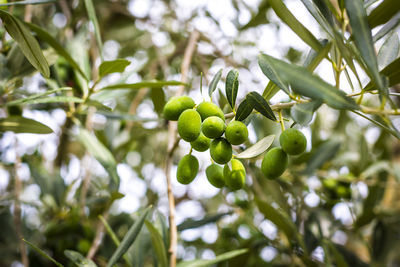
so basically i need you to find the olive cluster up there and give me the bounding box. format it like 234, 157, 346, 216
261, 128, 307, 179
163, 95, 248, 190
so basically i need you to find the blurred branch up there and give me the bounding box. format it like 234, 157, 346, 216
13, 139, 29, 267
87, 211, 109, 260
165, 30, 200, 267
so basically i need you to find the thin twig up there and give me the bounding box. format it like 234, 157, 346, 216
165, 30, 200, 267
87, 211, 109, 259
13, 139, 29, 267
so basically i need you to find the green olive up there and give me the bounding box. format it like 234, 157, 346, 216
279, 128, 307, 155
177, 109, 202, 142
190, 132, 211, 152
210, 138, 232, 164
223, 159, 246, 190
261, 147, 288, 179
202, 116, 225, 139
177, 154, 199, 184
225, 120, 248, 145
196, 101, 225, 121
163, 96, 195, 121
206, 164, 225, 188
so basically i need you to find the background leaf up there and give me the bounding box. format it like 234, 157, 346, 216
145, 220, 168, 267
176, 249, 248, 267
99, 59, 131, 77
377, 32, 399, 70
0, 0, 55, 6
0, 10, 49, 77
64, 250, 97, 267
101, 81, 185, 90
225, 69, 239, 110
84, 0, 103, 59
367, 0, 400, 29
290, 100, 322, 126
304, 140, 341, 174
0, 116, 53, 134
177, 212, 232, 231
236, 135, 275, 159
23, 239, 64, 267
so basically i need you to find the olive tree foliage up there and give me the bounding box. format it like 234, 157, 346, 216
0, 0, 400, 266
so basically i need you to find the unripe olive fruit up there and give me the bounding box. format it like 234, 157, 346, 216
279, 128, 307, 155
163, 96, 195, 121
223, 159, 246, 190
225, 120, 248, 145
261, 147, 288, 179
196, 101, 225, 121
178, 109, 201, 142
177, 154, 199, 184
202, 116, 225, 139
210, 138, 232, 164
190, 132, 211, 152
206, 164, 225, 188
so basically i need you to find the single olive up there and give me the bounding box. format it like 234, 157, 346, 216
279, 128, 307, 155
223, 159, 246, 190
163, 95, 195, 121
225, 120, 248, 145
210, 138, 232, 164
190, 132, 211, 152
176, 154, 199, 184
206, 164, 225, 188
202, 116, 225, 139
177, 109, 201, 142
196, 101, 225, 121
261, 147, 288, 179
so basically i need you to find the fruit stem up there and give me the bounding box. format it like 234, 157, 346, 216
278, 110, 285, 132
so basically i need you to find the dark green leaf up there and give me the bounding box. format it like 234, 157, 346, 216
150, 87, 165, 114
176, 249, 248, 267
377, 32, 399, 70
345, 0, 385, 96
258, 54, 290, 95
225, 69, 239, 110
304, 140, 341, 174
177, 212, 232, 231
0, 0, 55, 6
106, 206, 151, 267
7, 95, 83, 106
101, 81, 185, 90
240, 0, 270, 30
290, 100, 322, 126
208, 68, 222, 97
84, 0, 103, 59
0, 10, 49, 77
269, 0, 322, 51
235, 98, 253, 121
23, 239, 64, 267
236, 135, 275, 159
78, 129, 119, 189
0, 116, 53, 134
27, 23, 88, 80
99, 59, 130, 77
64, 250, 97, 267
145, 220, 168, 267
367, 0, 400, 28
246, 91, 276, 121
258, 54, 359, 110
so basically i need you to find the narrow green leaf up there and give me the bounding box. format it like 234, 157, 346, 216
0, 0, 55, 6
78, 129, 119, 188
145, 220, 168, 267
150, 87, 165, 114
290, 100, 322, 126
304, 140, 341, 174
373, 13, 400, 42
246, 91, 276, 121
4, 87, 71, 106
258, 54, 359, 110
225, 69, 239, 110
236, 135, 275, 159
176, 249, 248, 267
269, 0, 322, 51
0, 116, 53, 134
7, 95, 83, 106
377, 32, 399, 70
258, 54, 290, 96
64, 250, 97, 267
106, 206, 152, 267
27, 23, 88, 80
84, 0, 103, 59
177, 212, 232, 231
367, 0, 400, 28
352, 110, 400, 139
240, 0, 270, 30
85, 99, 113, 111
235, 98, 253, 121
208, 68, 222, 97
0, 10, 49, 77
99, 59, 130, 77
345, 0, 385, 96
101, 80, 185, 90
23, 239, 64, 267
